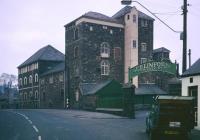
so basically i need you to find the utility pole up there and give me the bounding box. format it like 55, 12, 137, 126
188, 49, 191, 68
182, 0, 188, 73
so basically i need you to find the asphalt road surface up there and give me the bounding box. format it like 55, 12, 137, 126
0, 109, 199, 140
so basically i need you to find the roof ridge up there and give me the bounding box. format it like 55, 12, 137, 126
37, 45, 53, 60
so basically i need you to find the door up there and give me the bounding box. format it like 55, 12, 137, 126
188, 86, 198, 126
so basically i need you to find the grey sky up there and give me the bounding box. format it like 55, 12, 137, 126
0, 0, 199, 75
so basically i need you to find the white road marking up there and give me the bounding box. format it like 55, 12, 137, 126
28, 119, 33, 124
33, 125, 39, 133
38, 136, 42, 140
8, 111, 42, 140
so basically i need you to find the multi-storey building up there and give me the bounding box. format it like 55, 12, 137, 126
64, 6, 154, 107
18, 45, 65, 108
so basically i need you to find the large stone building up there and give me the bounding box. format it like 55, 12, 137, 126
64, 6, 154, 107
18, 45, 65, 108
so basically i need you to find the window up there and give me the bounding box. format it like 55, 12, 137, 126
19, 78, 22, 86
40, 79, 45, 85
132, 40, 137, 48
141, 43, 147, 52
127, 14, 130, 20
35, 90, 38, 99
49, 76, 53, 84
190, 77, 193, 83
24, 77, 27, 85
74, 28, 78, 40
59, 73, 64, 82
101, 60, 110, 75
35, 73, 38, 82
110, 29, 113, 34
29, 75, 33, 84
114, 47, 121, 60
29, 91, 33, 99
141, 58, 147, 64
74, 46, 79, 58
89, 26, 93, 31
103, 25, 107, 29
100, 42, 110, 58
24, 92, 27, 100
141, 20, 148, 27
43, 92, 46, 101
133, 15, 136, 23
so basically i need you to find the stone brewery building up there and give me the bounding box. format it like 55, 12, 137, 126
18, 6, 176, 109
65, 6, 157, 107
18, 45, 65, 108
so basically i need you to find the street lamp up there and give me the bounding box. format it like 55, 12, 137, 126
121, 0, 188, 73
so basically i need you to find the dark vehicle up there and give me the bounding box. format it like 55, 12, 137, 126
146, 96, 195, 140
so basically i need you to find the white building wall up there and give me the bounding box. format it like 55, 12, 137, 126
124, 7, 138, 87
182, 75, 200, 129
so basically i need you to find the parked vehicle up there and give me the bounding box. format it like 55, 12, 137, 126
146, 96, 195, 140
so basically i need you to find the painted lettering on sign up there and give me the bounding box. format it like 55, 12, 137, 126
129, 61, 176, 81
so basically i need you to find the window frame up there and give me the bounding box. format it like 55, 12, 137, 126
101, 60, 110, 76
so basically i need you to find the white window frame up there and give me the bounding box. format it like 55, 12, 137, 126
141, 58, 147, 64
35, 73, 38, 82
49, 76, 53, 84
141, 43, 147, 52
100, 42, 110, 58
24, 77, 27, 85
19, 78, 22, 86
101, 60, 110, 75
89, 26, 93, 31
29, 75, 33, 84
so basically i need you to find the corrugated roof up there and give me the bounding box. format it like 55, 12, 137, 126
112, 6, 154, 21
40, 62, 65, 76
18, 45, 64, 68
153, 47, 170, 53
182, 58, 200, 77
135, 84, 167, 95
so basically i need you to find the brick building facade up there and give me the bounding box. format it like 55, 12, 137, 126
18, 45, 65, 108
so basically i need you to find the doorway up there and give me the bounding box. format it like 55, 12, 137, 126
188, 86, 198, 126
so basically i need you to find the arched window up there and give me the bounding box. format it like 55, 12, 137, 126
19, 78, 22, 86
29, 91, 33, 99
35, 73, 38, 82
24, 92, 27, 100
100, 42, 110, 58
29, 75, 33, 84
24, 77, 27, 85
35, 90, 38, 99
101, 60, 110, 75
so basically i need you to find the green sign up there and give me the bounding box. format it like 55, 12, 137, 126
129, 61, 176, 81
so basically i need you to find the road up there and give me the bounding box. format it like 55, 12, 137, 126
0, 109, 199, 140
0, 109, 147, 140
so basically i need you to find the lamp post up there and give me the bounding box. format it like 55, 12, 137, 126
121, 0, 188, 73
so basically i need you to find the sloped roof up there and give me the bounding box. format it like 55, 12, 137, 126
64, 11, 121, 27
112, 6, 154, 21
18, 45, 64, 68
153, 47, 170, 53
40, 62, 65, 76
79, 80, 112, 95
136, 84, 167, 95
83, 11, 120, 23
182, 58, 200, 77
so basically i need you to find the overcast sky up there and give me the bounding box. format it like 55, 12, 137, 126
0, 0, 199, 76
